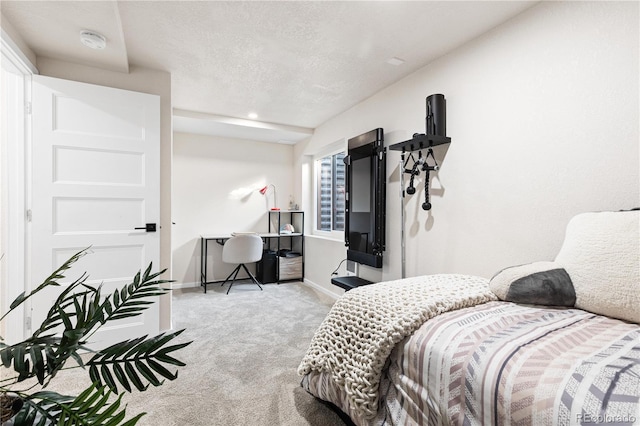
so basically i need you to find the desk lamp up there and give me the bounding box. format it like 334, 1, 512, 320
259, 184, 279, 210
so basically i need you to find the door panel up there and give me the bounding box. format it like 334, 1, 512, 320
54, 147, 144, 185
53, 197, 145, 233
53, 95, 146, 140
31, 75, 160, 349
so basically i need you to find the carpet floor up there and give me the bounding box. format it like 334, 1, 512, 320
46, 281, 348, 426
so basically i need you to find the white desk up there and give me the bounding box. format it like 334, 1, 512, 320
199, 232, 303, 292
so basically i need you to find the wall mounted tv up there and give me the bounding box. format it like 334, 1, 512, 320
344, 128, 386, 268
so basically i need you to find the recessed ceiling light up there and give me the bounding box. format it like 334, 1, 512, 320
80, 30, 106, 50
386, 57, 405, 66
248, 112, 258, 119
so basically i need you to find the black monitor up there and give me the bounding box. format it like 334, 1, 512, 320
344, 128, 386, 268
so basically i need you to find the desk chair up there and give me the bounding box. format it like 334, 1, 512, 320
221, 234, 263, 294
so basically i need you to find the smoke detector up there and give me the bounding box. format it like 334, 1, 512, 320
80, 30, 106, 50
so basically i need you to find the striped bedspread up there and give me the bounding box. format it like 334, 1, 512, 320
302, 301, 640, 425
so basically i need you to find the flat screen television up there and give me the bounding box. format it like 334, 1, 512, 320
344, 128, 386, 268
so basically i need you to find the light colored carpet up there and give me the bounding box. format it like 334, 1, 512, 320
47, 281, 348, 425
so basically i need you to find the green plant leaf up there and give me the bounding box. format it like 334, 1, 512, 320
1, 344, 13, 367
19, 384, 141, 426
29, 345, 45, 384
1, 248, 89, 325
145, 332, 179, 354
83, 390, 111, 420
124, 361, 147, 392
155, 343, 191, 367
146, 358, 177, 381
45, 346, 56, 374
59, 308, 73, 331
72, 384, 103, 414
133, 359, 161, 387
89, 364, 101, 387
113, 362, 131, 393
11, 391, 73, 426
119, 412, 146, 426
13, 403, 38, 425
84, 330, 189, 392
104, 408, 127, 426
2, 251, 189, 426
113, 288, 121, 308
9, 291, 27, 309
92, 267, 171, 331
70, 351, 85, 368
90, 392, 123, 424
101, 363, 117, 394
32, 274, 94, 339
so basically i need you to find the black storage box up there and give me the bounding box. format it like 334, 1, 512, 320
257, 250, 277, 283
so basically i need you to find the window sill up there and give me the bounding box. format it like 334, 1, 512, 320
306, 233, 344, 243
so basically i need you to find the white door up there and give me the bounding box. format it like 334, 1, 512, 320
30, 75, 160, 349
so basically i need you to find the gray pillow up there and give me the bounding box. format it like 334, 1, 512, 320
490, 261, 576, 307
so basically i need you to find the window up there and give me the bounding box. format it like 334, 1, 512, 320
315, 150, 346, 233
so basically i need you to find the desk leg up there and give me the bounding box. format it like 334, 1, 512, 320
201, 237, 208, 293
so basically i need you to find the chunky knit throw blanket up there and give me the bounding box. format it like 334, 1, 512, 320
297, 274, 497, 420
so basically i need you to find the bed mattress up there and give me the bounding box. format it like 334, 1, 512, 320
302, 301, 640, 425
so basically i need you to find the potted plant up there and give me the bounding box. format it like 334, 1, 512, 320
0, 248, 191, 425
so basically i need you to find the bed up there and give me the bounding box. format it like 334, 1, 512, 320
298, 210, 640, 425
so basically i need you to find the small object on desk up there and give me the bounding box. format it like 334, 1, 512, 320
279, 223, 295, 234
231, 231, 257, 236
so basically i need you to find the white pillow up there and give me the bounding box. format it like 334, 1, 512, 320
554, 210, 639, 324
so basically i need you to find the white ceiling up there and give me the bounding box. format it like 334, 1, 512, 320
2, 1, 537, 143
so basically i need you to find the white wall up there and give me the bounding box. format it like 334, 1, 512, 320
297, 1, 639, 296
172, 132, 294, 286
1, 15, 36, 68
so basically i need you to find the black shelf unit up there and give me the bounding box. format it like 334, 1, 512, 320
267, 210, 305, 282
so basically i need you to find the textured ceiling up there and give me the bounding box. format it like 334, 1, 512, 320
2, 1, 537, 142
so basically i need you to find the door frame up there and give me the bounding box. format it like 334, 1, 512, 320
0, 29, 37, 344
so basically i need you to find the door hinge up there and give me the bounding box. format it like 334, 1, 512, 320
26, 209, 32, 222
25, 101, 32, 115
25, 316, 32, 332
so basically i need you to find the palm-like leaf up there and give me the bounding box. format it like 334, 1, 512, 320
87, 330, 191, 394
2, 280, 99, 387
1, 249, 87, 323
0, 251, 178, 388
12, 384, 145, 426
1, 248, 190, 426
31, 272, 95, 338
98, 264, 171, 326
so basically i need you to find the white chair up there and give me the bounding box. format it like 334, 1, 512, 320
220, 234, 264, 294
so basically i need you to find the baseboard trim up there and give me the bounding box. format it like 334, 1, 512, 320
171, 281, 200, 290
302, 278, 342, 300
173, 279, 343, 301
